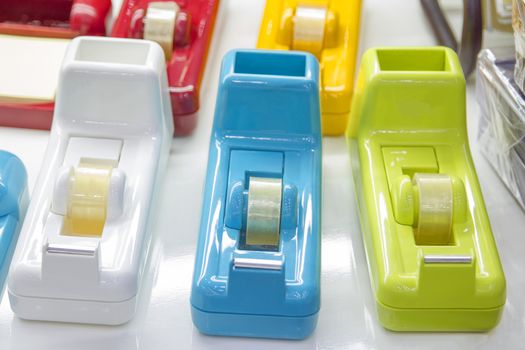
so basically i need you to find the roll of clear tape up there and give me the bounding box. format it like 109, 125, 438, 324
245, 177, 282, 247
413, 173, 453, 245
293, 5, 327, 57
63, 160, 113, 237
144, 1, 179, 60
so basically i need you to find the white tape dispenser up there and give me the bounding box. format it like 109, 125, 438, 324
8, 36, 173, 325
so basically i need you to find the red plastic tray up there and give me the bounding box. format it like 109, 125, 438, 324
0, 0, 110, 130
111, 0, 219, 135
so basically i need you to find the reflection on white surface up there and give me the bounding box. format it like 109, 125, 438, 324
0, 0, 523, 349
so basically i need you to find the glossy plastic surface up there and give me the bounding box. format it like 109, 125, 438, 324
7, 36, 174, 325
0, 0, 111, 38
0, 103, 54, 131
0, 0, 112, 131
112, 0, 219, 136
346, 47, 506, 331
190, 49, 322, 339
257, 0, 362, 136
0, 152, 28, 297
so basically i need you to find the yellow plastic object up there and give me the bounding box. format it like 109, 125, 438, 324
346, 47, 506, 331
257, 0, 361, 135
245, 177, 282, 247
62, 160, 114, 237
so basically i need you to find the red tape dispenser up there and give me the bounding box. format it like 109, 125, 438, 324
111, 0, 219, 135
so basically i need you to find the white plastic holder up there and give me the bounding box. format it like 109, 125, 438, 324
7, 36, 174, 325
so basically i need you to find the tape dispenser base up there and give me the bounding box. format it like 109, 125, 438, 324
190, 50, 322, 340
346, 47, 506, 331
8, 37, 173, 325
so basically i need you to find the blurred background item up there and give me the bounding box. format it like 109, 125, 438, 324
421, 0, 513, 76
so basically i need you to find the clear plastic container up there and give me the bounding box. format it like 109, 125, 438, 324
477, 47, 525, 209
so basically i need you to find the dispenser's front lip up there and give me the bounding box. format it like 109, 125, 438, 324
375, 292, 506, 312
374, 296, 505, 331
190, 302, 320, 339
8, 288, 139, 325
7, 287, 139, 306
190, 301, 321, 319
7, 254, 144, 303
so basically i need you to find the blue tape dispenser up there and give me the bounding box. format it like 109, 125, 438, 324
0, 151, 27, 294
190, 49, 322, 340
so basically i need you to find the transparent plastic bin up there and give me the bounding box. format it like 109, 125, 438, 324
477, 47, 525, 209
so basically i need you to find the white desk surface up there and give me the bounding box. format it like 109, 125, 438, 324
0, 0, 523, 349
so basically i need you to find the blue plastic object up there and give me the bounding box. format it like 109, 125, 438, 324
0, 151, 27, 295
190, 49, 322, 340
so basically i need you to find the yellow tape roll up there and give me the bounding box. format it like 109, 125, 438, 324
245, 177, 282, 247
62, 160, 113, 237
144, 1, 179, 60
413, 173, 453, 245
293, 5, 327, 58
